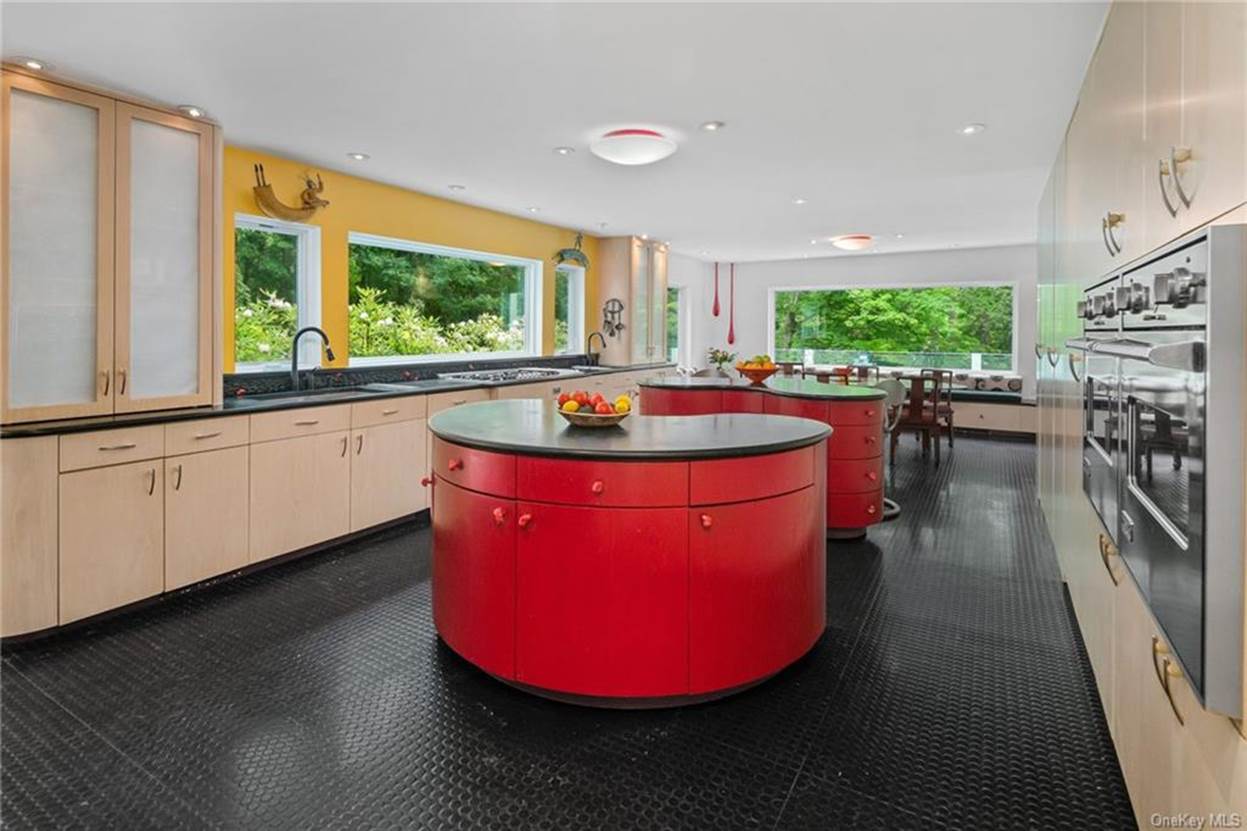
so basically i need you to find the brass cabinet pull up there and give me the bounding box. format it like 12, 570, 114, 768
101, 370, 110, 396
451, 399, 467, 406
193, 431, 222, 440
118, 369, 127, 395
381, 408, 399, 416
172, 464, 183, 491
355, 434, 364, 455
1158, 159, 1180, 217
1151, 636, 1185, 726
1098, 533, 1120, 586
1170, 146, 1193, 208
99, 442, 138, 452
339, 436, 348, 457
146, 467, 157, 496
295, 419, 320, 426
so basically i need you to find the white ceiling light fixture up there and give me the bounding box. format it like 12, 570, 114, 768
447, 184, 466, 191
830, 234, 874, 251
589, 128, 677, 166
792, 197, 807, 205
14, 57, 48, 71
699, 121, 725, 132
959, 123, 986, 136
346, 152, 370, 161
553, 146, 575, 156
895, 233, 905, 239
527, 206, 540, 213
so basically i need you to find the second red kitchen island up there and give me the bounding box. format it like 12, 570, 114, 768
427, 399, 830, 707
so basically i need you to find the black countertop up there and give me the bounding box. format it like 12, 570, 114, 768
1, 363, 673, 439
428, 399, 831, 460
639, 375, 887, 401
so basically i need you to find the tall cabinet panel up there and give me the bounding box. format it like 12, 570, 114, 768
114, 104, 213, 412
1, 74, 115, 422
597, 236, 670, 365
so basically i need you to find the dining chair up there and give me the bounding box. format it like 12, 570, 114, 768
921, 368, 955, 448
892, 373, 942, 465
778, 361, 804, 378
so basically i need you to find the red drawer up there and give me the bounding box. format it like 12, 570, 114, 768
828, 490, 884, 528
827, 457, 884, 494
763, 394, 830, 422
516, 457, 688, 507
827, 399, 885, 426
722, 390, 764, 413
827, 423, 883, 460
433, 437, 516, 497
642, 388, 724, 416
690, 445, 816, 506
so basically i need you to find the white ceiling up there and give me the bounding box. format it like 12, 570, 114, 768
2, 2, 1105, 262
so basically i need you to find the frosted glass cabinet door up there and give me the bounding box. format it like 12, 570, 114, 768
630, 238, 650, 363
2, 75, 115, 422
114, 104, 212, 412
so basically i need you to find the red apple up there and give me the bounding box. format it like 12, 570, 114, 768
557, 392, 571, 405
594, 402, 613, 415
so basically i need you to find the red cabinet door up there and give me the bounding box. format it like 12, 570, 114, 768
689, 486, 826, 693
517, 456, 689, 507
826, 423, 883, 460
763, 394, 830, 422
642, 387, 724, 415
722, 390, 764, 413
432, 479, 516, 679
515, 503, 688, 697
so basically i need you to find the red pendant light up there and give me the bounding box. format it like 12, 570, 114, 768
712, 262, 721, 317
727, 263, 736, 345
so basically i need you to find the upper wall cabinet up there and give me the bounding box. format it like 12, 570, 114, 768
1, 72, 217, 423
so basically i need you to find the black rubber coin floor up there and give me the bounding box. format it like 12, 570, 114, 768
1, 436, 1136, 829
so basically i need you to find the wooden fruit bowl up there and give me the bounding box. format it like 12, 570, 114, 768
736, 364, 779, 386
558, 408, 631, 428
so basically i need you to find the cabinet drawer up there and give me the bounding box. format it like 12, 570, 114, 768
827, 457, 884, 494
722, 390, 764, 413
427, 387, 491, 416
763, 395, 829, 422
955, 403, 1020, 432
249, 404, 351, 443
828, 490, 884, 527
60, 425, 164, 472
827, 399, 885, 426
691, 445, 815, 506
517, 457, 688, 507
432, 437, 516, 497
827, 424, 883, 460
165, 416, 249, 456
351, 395, 426, 428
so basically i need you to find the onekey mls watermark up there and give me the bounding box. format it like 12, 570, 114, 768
1151, 814, 1243, 829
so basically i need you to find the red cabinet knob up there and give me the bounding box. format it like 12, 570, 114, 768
865, 435, 877, 444
867, 471, 877, 481
591, 480, 605, 494
867, 504, 877, 515
448, 458, 464, 471
865, 408, 875, 417
518, 513, 533, 529
492, 507, 506, 526
700, 513, 713, 529
420, 476, 433, 487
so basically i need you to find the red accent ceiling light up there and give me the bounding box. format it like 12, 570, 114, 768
830, 234, 874, 251
589, 128, 678, 166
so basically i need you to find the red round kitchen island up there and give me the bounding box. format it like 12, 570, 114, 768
427, 399, 831, 707
640, 377, 889, 538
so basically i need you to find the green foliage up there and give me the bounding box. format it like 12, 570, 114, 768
235, 228, 297, 305
348, 244, 524, 325
774, 286, 1013, 367
235, 291, 297, 363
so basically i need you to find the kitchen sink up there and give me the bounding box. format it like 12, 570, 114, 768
224, 386, 375, 408
570, 365, 610, 373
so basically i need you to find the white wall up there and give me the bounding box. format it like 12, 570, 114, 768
670, 244, 1038, 400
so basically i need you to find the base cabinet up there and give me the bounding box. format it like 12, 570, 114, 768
1, 437, 58, 635
58, 460, 164, 623
164, 447, 249, 590
349, 419, 426, 531
248, 431, 350, 562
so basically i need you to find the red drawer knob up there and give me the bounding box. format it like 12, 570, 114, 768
518, 513, 533, 529
865, 408, 875, 417
420, 476, 433, 487
865, 435, 877, 445
700, 513, 713, 529
591, 480, 605, 494
867, 504, 877, 515
867, 471, 878, 481
492, 507, 506, 526
447, 458, 464, 471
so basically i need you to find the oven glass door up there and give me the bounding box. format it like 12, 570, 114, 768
1120, 331, 1206, 691
1082, 340, 1120, 536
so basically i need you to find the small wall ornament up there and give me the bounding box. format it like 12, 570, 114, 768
253, 164, 330, 222
603, 298, 625, 338
554, 233, 591, 269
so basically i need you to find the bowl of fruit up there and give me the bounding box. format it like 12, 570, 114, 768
557, 389, 633, 427
735, 355, 779, 386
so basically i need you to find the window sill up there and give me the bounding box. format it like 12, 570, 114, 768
348, 351, 539, 368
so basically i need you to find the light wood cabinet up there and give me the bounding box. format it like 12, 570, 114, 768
349, 418, 426, 531
164, 446, 248, 590
597, 238, 669, 365
248, 430, 350, 562
58, 459, 164, 623
1, 69, 218, 423
1, 436, 58, 635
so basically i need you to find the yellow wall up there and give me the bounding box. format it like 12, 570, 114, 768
222, 146, 599, 371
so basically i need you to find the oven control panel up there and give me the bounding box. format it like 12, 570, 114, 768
1121, 241, 1208, 329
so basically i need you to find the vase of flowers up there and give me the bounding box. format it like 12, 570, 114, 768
706, 347, 737, 377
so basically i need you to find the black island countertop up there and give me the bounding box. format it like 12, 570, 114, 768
1, 362, 673, 439
428, 399, 832, 460
639, 375, 888, 400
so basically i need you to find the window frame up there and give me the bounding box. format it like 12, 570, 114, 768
667, 285, 690, 366
554, 264, 586, 355
232, 213, 322, 373
766, 280, 1018, 371
346, 231, 544, 366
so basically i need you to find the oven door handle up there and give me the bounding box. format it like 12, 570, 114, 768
1065, 337, 1096, 352
1092, 339, 1204, 371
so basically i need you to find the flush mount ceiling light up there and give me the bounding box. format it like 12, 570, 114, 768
792, 197, 807, 205
590, 128, 677, 166
699, 121, 725, 132
960, 123, 986, 136
346, 152, 370, 161
830, 234, 874, 251
14, 57, 48, 71
553, 146, 575, 156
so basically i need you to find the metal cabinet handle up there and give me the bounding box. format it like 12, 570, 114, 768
118, 369, 127, 396
492, 507, 507, 526
101, 370, 110, 396
295, 419, 320, 426
700, 513, 713, 529
1068, 352, 1082, 383
451, 399, 467, 406
518, 513, 533, 529
1046, 348, 1059, 368
1101, 215, 1115, 257
355, 434, 364, 455
98, 442, 138, 451
340, 436, 348, 457
421, 476, 433, 487
1151, 636, 1185, 726
448, 458, 464, 471
381, 408, 399, 416
1106, 212, 1124, 254
172, 464, 183, 491
1097, 533, 1120, 586
194, 431, 222, 440
591, 480, 605, 494
146, 467, 156, 496
1170, 146, 1193, 208
1158, 159, 1180, 217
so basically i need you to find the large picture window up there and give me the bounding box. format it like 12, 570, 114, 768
553, 265, 585, 354
233, 214, 321, 372
771, 284, 1015, 370
347, 233, 542, 363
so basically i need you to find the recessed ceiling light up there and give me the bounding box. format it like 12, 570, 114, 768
810, 239, 818, 245
792, 197, 807, 205
15, 57, 48, 71
177, 105, 206, 119
598, 222, 609, 230
700, 121, 725, 132
640, 233, 649, 240
895, 233, 905, 239
447, 184, 466, 191
590, 128, 677, 166
960, 123, 986, 136
346, 152, 370, 161
830, 234, 874, 251
553, 146, 575, 156
527, 206, 540, 213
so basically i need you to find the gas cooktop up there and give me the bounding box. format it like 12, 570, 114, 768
437, 367, 576, 384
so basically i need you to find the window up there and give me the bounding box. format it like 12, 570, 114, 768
771, 284, 1015, 370
233, 214, 321, 371
666, 286, 685, 364
554, 265, 585, 354
347, 233, 542, 363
